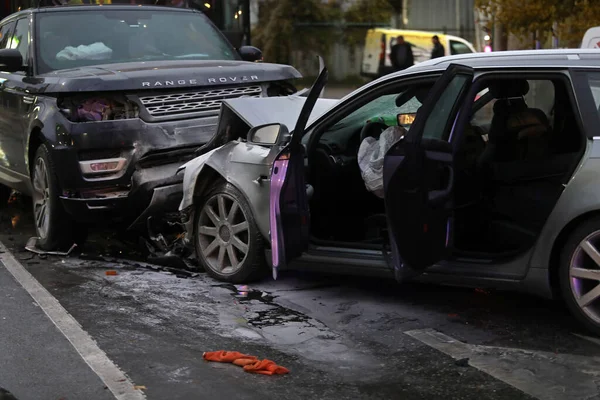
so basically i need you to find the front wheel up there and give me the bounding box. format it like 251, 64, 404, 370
560, 217, 600, 336
31, 144, 87, 250
194, 182, 266, 283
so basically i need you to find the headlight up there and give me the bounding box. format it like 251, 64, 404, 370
58, 94, 139, 122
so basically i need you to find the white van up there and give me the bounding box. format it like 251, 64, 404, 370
581, 27, 600, 48
361, 28, 477, 79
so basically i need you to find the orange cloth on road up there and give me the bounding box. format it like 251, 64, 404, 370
243, 359, 290, 375
203, 351, 257, 363
203, 351, 289, 375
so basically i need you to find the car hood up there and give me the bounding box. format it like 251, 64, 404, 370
222, 94, 339, 130
36, 60, 302, 93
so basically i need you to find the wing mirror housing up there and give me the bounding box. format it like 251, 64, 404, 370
0, 49, 24, 72
247, 123, 289, 145
239, 46, 263, 62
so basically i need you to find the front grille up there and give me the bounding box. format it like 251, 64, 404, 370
138, 85, 263, 120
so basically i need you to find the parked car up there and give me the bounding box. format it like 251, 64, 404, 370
179, 49, 600, 335
0, 4, 301, 250
361, 28, 477, 79
582, 26, 600, 48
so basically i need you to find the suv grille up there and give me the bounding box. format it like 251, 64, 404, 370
138, 85, 263, 121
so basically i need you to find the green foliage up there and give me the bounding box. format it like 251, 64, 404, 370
475, 0, 600, 47
343, 0, 395, 47
253, 0, 343, 65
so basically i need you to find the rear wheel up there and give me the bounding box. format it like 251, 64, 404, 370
194, 182, 266, 283
560, 217, 600, 336
32, 144, 87, 250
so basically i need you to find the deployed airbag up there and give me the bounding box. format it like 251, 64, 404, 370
357, 126, 406, 198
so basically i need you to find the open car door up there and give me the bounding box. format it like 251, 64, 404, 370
383, 64, 474, 281
270, 57, 329, 279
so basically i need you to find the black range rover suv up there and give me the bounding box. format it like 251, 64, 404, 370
0, 4, 300, 250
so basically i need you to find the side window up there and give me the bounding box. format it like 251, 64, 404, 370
450, 40, 473, 55
9, 18, 29, 66
421, 74, 470, 139
0, 22, 16, 49
587, 73, 600, 111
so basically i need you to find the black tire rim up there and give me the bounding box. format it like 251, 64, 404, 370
32, 157, 50, 239
197, 193, 250, 274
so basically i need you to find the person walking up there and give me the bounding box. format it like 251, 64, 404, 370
390, 36, 414, 72
431, 35, 445, 59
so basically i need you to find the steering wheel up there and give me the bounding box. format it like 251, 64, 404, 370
359, 121, 388, 143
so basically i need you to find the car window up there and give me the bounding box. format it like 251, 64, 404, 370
9, 18, 29, 66
0, 21, 16, 50
327, 91, 423, 134
35, 9, 239, 74
421, 74, 470, 140
450, 40, 473, 55
586, 74, 600, 112
471, 79, 555, 129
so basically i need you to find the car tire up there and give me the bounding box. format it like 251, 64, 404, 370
31, 144, 84, 250
559, 217, 600, 336
194, 181, 266, 283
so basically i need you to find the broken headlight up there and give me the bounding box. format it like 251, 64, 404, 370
58, 94, 139, 122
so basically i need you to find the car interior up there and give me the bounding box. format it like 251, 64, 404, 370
305, 74, 585, 260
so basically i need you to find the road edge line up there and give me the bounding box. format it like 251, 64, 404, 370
0, 240, 146, 400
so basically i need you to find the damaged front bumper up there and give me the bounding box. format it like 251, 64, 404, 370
52, 114, 212, 226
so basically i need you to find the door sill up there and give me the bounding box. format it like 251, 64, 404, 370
309, 235, 384, 251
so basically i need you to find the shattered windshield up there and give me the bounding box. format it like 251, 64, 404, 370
35, 9, 239, 73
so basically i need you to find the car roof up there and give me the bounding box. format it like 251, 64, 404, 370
403, 48, 600, 72
3, 4, 195, 20
368, 28, 469, 42
335, 49, 600, 104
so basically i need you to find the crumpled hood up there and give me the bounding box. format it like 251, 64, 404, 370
221, 95, 339, 130
36, 59, 302, 93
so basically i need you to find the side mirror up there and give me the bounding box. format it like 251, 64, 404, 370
247, 123, 288, 145
0, 49, 24, 72
239, 46, 263, 62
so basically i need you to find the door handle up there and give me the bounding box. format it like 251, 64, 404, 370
427, 166, 454, 206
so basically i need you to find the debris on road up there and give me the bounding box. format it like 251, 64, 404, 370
25, 237, 77, 256
105, 270, 118, 276
203, 351, 289, 376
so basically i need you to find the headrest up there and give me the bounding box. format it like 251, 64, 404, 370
489, 80, 529, 99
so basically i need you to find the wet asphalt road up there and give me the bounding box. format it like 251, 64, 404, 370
2, 196, 600, 399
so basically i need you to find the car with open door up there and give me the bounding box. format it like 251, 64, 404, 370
179, 49, 600, 336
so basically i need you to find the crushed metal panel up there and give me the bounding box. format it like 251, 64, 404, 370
222, 96, 339, 130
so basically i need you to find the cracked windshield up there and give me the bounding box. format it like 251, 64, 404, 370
1, 0, 600, 399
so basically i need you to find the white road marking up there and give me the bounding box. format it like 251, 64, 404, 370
406, 328, 600, 400
0, 241, 146, 400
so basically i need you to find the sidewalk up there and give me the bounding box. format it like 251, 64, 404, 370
0, 261, 115, 400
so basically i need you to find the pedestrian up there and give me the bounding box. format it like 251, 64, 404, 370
431, 35, 445, 59
390, 35, 414, 72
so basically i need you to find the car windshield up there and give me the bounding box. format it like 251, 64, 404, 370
35, 9, 239, 74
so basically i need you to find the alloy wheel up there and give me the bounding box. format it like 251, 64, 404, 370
32, 157, 50, 239
569, 231, 600, 325
197, 193, 250, 274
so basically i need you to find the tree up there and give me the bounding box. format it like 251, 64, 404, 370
344, 0, 395, 46
476, 0, 600, 48
253, 0, 343, 65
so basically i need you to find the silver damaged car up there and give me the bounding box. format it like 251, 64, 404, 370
179, 50, 600, 335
